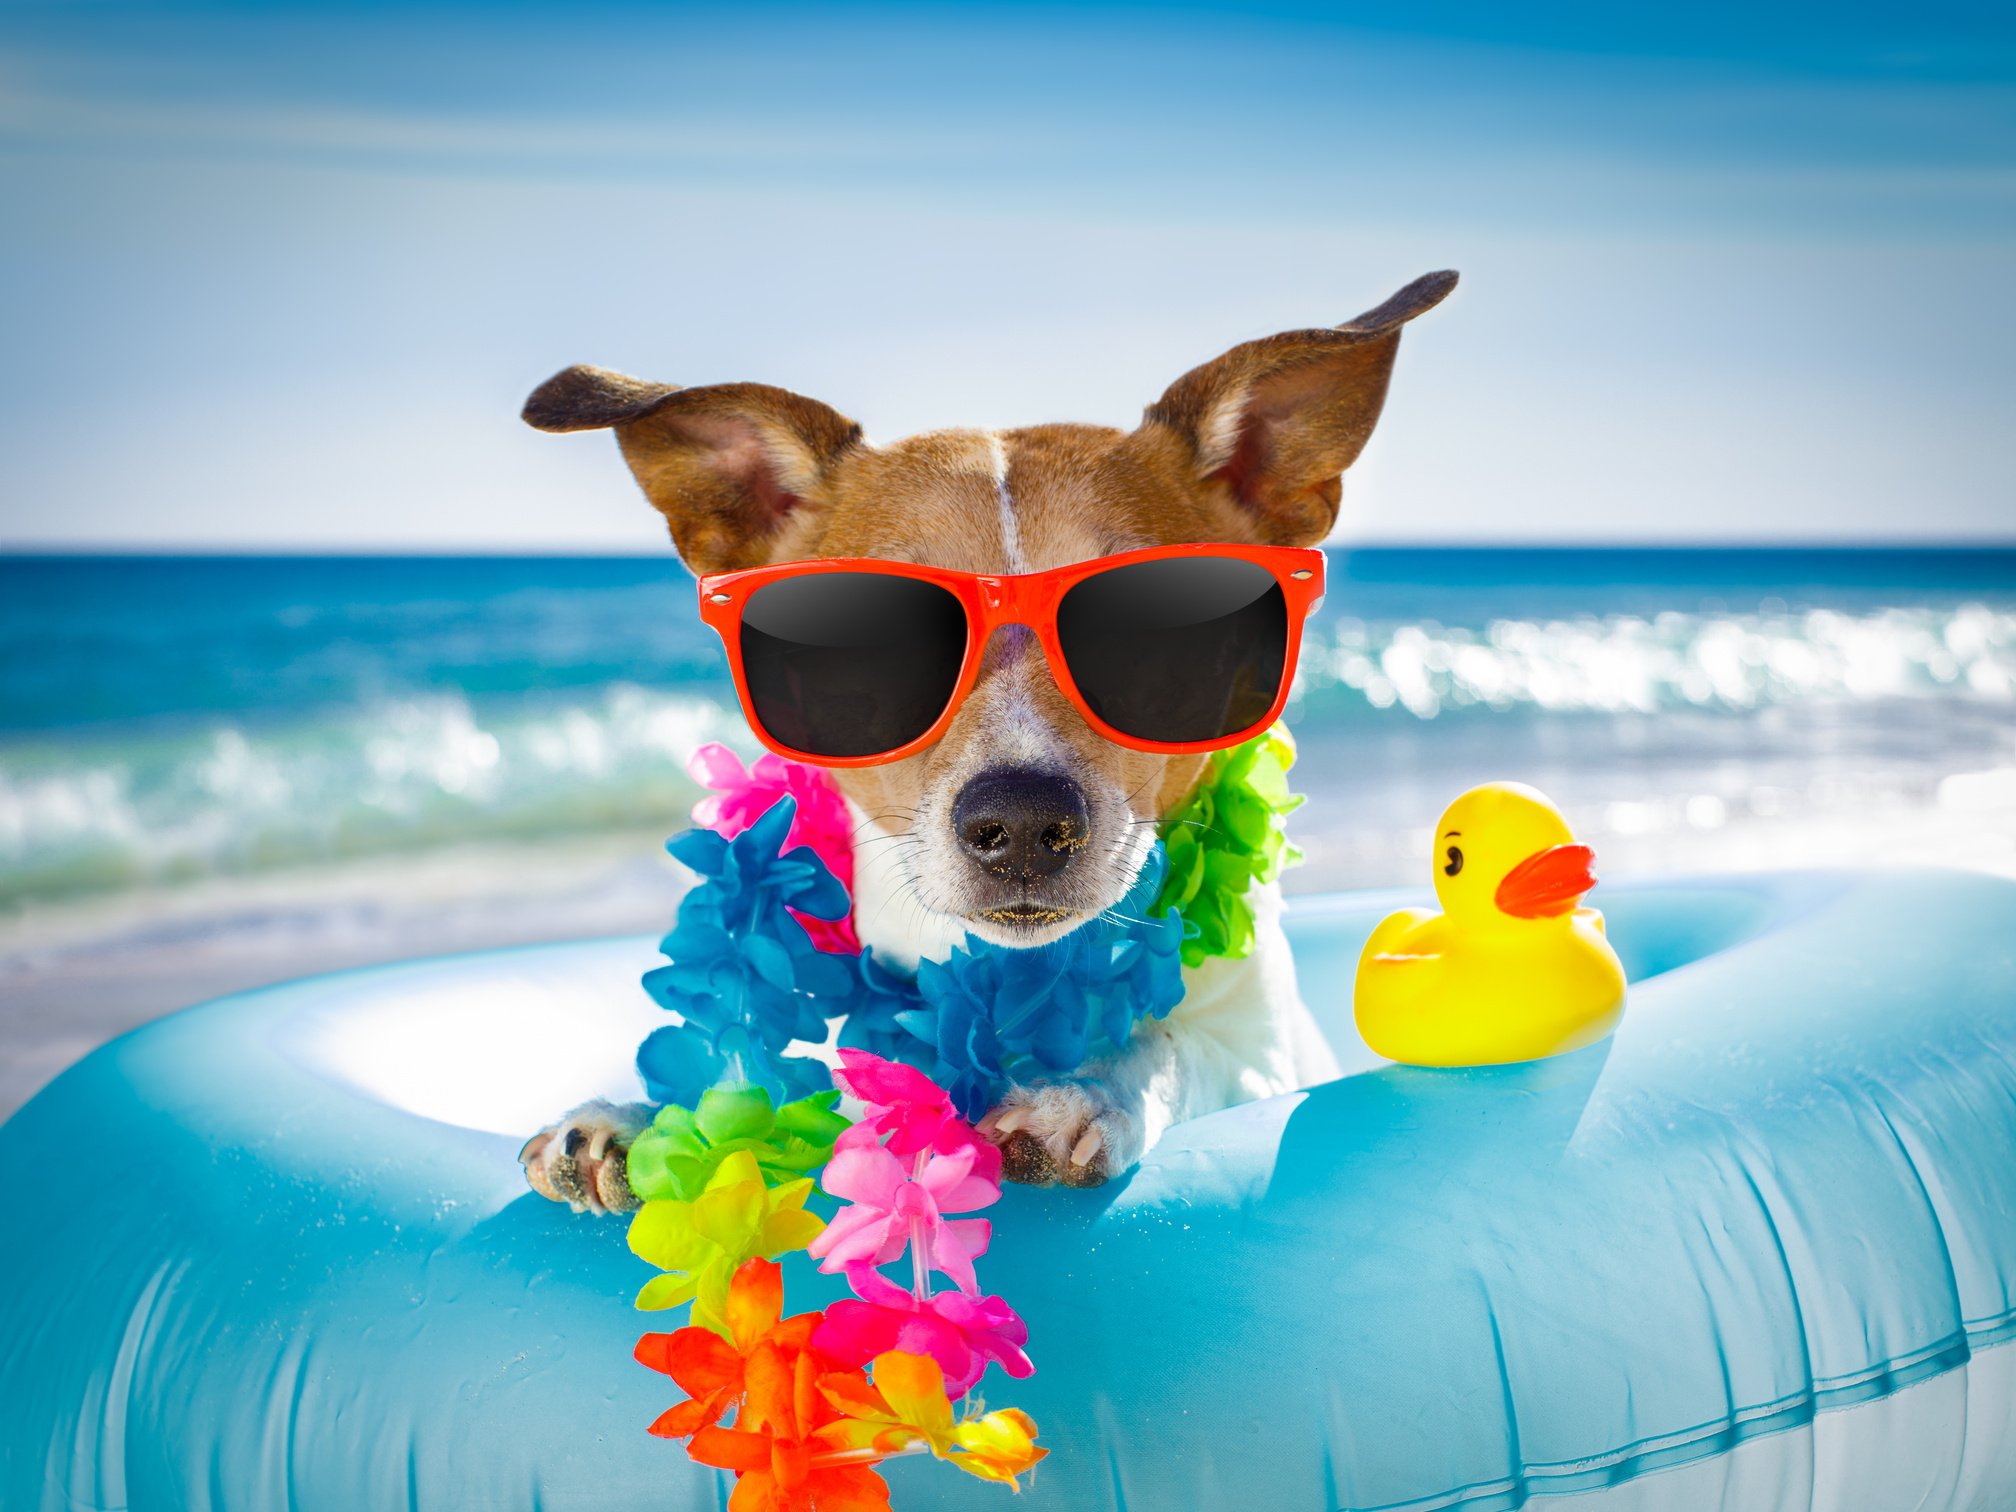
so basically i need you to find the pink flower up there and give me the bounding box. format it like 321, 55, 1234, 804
807, 1141, 1000, 1293
813, 1265, 1034, 1397
832, 1049, 994, 1162
687, 743, 859, 953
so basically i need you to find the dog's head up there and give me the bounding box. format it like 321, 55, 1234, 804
525, 272, 1454, 955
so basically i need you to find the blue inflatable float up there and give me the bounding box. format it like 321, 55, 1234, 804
3, 869, 2015, 1510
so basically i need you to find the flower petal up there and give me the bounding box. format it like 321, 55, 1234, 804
726, 1469, 780, 1512
843, 1264, 913, 1308
804, 1203, 887, 1267
627, 1201, 710, 1272
808, 1464, 893, 1512
635, 1326, 739, 1396
815, 1367, 888, 1421
867, 1351, 955, 1446
742, 1340, 803, 1439
634, 1271, 700, 1312
811, 1299, 904, 1371
692, 1179, 766, 1252
696, 1083, 778, 1144
771, 1436, 813, 1493
768, 1175, 818, 1213
928, 1223, 980, 1293
688, 1425, 773, 1473
950, 1408, 1047, 1486
927, 1159, 1002, 1215
941, 1217, 991, 1263
647, 1386, 733, 1440
724, 1258, 785, 1352
818, 1144, 905, 1207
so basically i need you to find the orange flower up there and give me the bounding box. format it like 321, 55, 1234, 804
814, 1350, 957, 1459
688, 1338, 892, 1512
816, 1351, 1047, 1491
635, 1257, 821, 1440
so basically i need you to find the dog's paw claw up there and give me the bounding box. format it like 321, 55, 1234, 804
983, 1082, 1136, 1188
520, 1099, 652, 1215
1070, 1126, 1104, 1168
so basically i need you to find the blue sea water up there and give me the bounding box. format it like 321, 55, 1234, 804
1, 549, 2013, 905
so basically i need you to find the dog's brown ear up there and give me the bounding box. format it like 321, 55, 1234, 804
1144, 270, 1457, 546
522, 365, 864, 573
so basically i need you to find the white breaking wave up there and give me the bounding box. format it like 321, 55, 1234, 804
1296, 603, 2016, 720
5, 603, 2014, 906
0, 685, 739, 903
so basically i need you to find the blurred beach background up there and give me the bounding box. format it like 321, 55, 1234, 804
3, 1, 2013, 1118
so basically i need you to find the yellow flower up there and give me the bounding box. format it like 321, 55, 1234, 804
951, 1407, 1047, 1489
626, 1150, 825, 1338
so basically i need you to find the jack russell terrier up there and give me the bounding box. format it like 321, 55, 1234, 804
517, 269, 1456, 1207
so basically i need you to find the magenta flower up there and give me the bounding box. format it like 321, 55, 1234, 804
687, 743, 859, 953
813, 1265, 1034, 1397
807, 1140, 1000, 1293
832, 1048, 999, 1165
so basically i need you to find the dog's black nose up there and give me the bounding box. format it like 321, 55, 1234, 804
953, 768, 1090, 883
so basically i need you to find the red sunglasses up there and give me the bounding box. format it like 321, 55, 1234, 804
697, 543, 1325, 768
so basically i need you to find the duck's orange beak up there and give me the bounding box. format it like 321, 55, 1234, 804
1494, 843, 1597, 918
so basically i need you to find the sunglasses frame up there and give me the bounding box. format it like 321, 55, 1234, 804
696, 542, 1326, 768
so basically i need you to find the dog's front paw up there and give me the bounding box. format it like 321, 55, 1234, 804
980, 1081, 1141, 1189
519, 1099, 654, 1214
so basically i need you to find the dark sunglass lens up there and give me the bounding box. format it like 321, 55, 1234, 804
1056, 557, 1289, 742
739, 573, 968, 758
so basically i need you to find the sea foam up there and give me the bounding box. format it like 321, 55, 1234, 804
1295, 602, 2015, 720
3, 599, 2012, 906
0, 685, 735, 903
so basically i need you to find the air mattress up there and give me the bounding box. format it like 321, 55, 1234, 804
3, 870, 2013, 1511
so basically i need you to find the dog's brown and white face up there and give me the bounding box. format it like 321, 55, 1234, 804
525, 272, 1454, 952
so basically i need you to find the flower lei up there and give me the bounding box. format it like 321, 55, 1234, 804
618, 733, 1300, 1508
1152, 724, 1304, 967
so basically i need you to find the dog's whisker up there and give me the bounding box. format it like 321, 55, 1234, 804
853, 833, 923, 855
850, 811, 920, 840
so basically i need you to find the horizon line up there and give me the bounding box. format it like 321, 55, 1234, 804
7, 539, 2016, 560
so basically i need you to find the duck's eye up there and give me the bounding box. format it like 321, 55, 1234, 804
1444, 845, 1464, 877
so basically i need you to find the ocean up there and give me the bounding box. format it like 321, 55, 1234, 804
3, 548, 2013, 905
3, 547, 2012, 1116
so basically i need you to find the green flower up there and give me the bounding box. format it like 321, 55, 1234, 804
1153, 725, 1304, 968
626, 1083, 852, 1204
627, 1149, 827, 1338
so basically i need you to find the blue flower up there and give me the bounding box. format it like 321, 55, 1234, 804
638, 797, 857, 1104
636, 799, 1190, 1120
834, 947, 938, 1069
901, 952, 1011, 1119
890, 845, 1188, 1118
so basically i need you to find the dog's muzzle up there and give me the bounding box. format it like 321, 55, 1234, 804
953, 767, 1090, 925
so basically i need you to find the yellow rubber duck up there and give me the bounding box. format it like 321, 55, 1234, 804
1353, 782, 1626, 1066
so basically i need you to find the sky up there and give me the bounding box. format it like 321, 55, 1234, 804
1, 0, 2012, 550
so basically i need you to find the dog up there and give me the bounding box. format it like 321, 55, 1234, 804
516, 270, 1456, 1211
